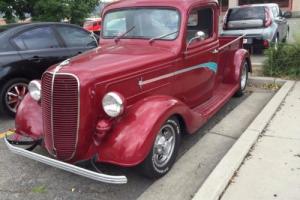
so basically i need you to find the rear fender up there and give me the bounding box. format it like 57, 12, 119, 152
15, 94, 43, 140
98, 95, 205, 167
223, 49, 251, 85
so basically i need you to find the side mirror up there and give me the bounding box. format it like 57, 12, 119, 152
186, 31, 206, 52
283, 11, 292, 18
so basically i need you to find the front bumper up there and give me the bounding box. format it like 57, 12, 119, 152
4, 138, 127, 184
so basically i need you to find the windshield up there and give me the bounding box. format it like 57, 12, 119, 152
102, 8, 180, 40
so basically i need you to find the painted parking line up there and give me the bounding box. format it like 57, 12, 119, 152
0, 129, 16, 139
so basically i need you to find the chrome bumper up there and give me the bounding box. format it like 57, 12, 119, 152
4, 138, 127, 184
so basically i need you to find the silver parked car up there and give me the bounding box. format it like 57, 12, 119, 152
221, 4, 289, 52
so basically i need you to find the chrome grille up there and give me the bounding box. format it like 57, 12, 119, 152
42, 72, 79, 161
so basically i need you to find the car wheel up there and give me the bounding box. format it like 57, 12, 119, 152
139, 117, 181, 178
283, 29, 289, 43
0, 78, 29, 117
234, 61, 248, 97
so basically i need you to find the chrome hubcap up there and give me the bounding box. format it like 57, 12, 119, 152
153, 124, 176, 167
5, 83, 28, 113
241, 63, 247, 90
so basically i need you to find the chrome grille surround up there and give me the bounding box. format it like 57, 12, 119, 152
42, 71, 80, 161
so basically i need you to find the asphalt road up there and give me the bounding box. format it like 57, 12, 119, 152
0, 85, 274, 200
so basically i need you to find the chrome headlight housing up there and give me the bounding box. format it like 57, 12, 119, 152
102, 92, 124, 117
28, 80, 41, 101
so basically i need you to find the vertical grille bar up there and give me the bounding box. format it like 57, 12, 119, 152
42, 72, 80, 161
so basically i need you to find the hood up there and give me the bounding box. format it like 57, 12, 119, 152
48, 43, 177, 84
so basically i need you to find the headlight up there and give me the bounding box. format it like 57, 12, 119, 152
102, 92, 124, 117
28, 80, 41, 101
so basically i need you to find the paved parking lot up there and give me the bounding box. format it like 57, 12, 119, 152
0, 85, 275, 200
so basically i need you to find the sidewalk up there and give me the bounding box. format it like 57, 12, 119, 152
221, 81, 300, 200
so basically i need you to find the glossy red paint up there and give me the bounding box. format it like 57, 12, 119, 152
15, 0, 251, 167
15, 94, 42, 140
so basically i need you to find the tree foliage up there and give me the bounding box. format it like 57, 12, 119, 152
0, 0, 99, 24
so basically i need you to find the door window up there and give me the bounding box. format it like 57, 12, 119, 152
13, 27, 60, 50
187, 8, 213, 42
56, 26, 97, 48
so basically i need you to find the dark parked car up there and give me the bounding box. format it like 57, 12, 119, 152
0, 22, 98, 116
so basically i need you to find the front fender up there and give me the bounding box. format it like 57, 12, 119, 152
98, 95, 205, 167
224, 48, 251, 84
15, 94, 43, 140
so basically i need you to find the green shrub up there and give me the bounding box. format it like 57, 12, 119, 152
263, 42, 300, 79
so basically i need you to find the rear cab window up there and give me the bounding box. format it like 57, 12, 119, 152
186, 7, 213, 43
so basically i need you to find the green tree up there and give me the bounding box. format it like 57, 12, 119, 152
0, 0, 99, 25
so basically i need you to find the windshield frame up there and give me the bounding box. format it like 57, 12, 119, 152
101, 6, 181, 41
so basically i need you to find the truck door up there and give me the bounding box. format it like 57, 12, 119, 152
175, 6, 219, 108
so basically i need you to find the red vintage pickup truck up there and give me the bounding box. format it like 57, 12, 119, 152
5, 0, 251, 184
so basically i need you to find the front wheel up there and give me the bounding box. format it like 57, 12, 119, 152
0, 78, 29, 117
234, 61, 248, 97
139, 117, 181, 179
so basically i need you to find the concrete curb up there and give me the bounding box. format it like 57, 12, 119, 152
192, 80, 295, 200
248, 76, 286, 85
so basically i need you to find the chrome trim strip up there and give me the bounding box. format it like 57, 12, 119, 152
4, 138, 127, 184
139, 62, 217, 86
50, 59, 71, 157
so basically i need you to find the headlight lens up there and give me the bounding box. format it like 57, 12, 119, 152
28, 80, 41, 101
102, 92, 124, 117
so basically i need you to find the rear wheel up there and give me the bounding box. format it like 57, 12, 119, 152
283, 28, 289, 43
139, 117, 181, 178
234, 61, 248, 97
0, 78, 29, 117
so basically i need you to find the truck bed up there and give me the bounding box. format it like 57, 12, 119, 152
219, 35, 244, 52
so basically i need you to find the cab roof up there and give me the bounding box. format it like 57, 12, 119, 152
104, 0, 219, 13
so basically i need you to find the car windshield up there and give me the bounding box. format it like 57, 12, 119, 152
102, 8, 180, 40
228, 6, 265, 21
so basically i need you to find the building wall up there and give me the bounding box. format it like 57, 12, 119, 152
0, 18, 6, 25
292, 0, 300, 12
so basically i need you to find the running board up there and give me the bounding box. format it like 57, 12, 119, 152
193, 83, 238, 119
4, 138, 127, 184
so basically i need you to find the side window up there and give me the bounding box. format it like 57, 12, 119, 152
56, 26, 97, 48
279, 8, 283, 17
13, 27, 60, 50
272, 7, 279, 17
0, 41, 15, 52
187, 8, 213, 43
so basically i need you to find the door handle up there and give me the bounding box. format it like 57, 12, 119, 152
30, 56, 42, 63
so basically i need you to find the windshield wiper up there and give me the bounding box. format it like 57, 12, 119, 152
149, 30, 179, 44
114, 26, 135, 43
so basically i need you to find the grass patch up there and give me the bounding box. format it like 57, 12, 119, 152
31, 185, 47, 194
263, 42, 300, 79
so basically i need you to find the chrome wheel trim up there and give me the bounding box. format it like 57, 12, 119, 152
5, 83, 28, 113
274, 37, 279, 50
240, 63, 247, 91
153, 124, 176, 168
